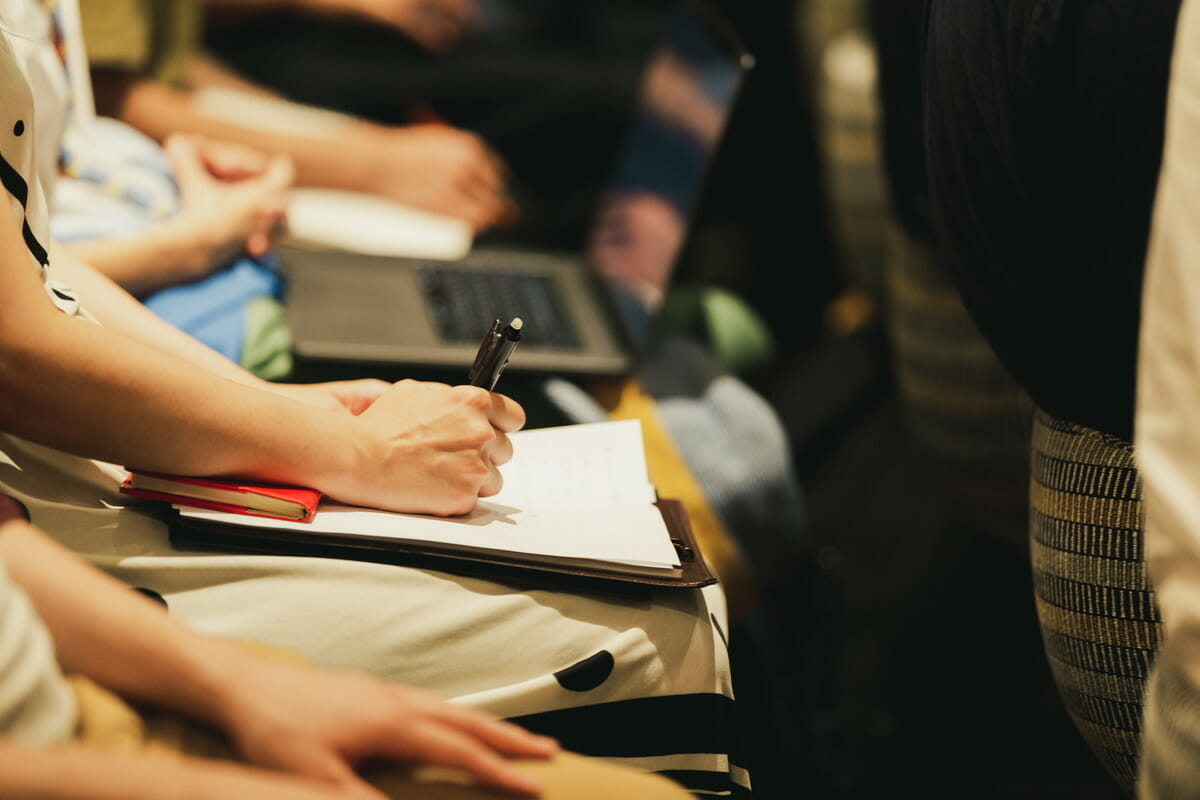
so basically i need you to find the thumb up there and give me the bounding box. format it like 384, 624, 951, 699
245, 194, 288, 256
258, 153, 296, 192
246, 230, 272, 257
242, 154, 293, 230
164, 134, 210, 196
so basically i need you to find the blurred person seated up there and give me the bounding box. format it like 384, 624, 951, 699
923, 0, 1180, 445
41, 1, 296, 377
922, 6, 1180, 791
58, 130, 291, 300
0, 493, 693, 800
586, 41, 727, 315
53, 121, 297, 379
211, 0, 485, 54
55, 122, 297, 377
202, 0, 674, 248
78, 0, 517, 234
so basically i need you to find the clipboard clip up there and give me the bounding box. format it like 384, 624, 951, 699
671, 538, 695, 562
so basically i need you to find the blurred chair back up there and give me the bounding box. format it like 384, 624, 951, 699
884, 222, 1034, 549
813, 28, 889, 301
1029, 409, 1162, 795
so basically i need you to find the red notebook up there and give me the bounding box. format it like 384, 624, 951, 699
120, 472, 321, 522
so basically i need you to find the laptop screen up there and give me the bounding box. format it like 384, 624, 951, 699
583, 1, 750, 344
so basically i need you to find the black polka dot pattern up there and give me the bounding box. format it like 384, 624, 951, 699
554, 650, 614, 692
12, 120, 22, 136
133, 587, 169, 610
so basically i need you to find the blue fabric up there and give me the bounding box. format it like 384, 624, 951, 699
53, 118, 288, 368
142, 256, 285, 363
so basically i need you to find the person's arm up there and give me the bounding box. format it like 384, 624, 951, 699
2, 209, 522, 515
183, 50, 283, 98
52, 238, 399, 415
204, 0, 479, 52
90, 71, 514, 232
63, 222, 223, 297
1135, 1, 1200, 795
63, 134, 293, 297
0, 743, 375, 800
47, 241, 274, 388
0, 517, 553, 797
92, 70, 376, 197
0, 744, 384, 800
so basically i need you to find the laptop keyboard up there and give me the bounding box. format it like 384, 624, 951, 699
417, 265, 583, 350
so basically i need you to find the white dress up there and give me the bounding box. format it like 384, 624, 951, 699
0, 2, 745, 794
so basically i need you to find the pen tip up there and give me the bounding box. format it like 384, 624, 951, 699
509, 317, 524, 330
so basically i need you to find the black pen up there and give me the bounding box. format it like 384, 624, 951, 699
468, 317, 523, 390
469, 318, 502, 386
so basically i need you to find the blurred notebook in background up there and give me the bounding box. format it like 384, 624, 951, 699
193, 88, 474, 260
286, 188, 473, 261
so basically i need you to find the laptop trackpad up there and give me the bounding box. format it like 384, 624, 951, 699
285, 249, 438, 350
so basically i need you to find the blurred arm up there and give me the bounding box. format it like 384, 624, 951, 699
92, 69, 383, 196
1135, 0, 1200, 796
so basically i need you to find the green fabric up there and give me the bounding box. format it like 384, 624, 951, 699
239, 296, 292, 381
656, 285, 775, 375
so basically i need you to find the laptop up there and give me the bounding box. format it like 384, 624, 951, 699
280, 0, 753, 378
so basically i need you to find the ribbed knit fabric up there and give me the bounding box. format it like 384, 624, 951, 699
1030, 410, 1160, 795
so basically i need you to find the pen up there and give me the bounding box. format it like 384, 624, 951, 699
469, 318, 502, 386
468, 317, 523, 390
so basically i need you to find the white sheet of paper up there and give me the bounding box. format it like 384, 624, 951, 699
178, 420, 680, 571
192, 87, 474, 260
285, 189, 473, 261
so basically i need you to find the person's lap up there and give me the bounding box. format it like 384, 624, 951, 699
0, 431, 742, 793
68, 672, 694, 800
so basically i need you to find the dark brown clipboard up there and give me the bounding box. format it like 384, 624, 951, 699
167, 498, 717, 596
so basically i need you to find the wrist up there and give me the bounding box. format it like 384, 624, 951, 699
151, 634, 294, 751
267, 403, 371, 501
304, 412, 377, 504
159, 216, 217, 280
199, 637, 299, 735
346, 125, 396, 193
132, 623, 250, 731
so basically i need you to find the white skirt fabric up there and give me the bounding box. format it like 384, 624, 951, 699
0, 433, 747, 796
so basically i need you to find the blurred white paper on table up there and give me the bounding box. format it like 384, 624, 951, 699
285, 188, 473, 261
193, 87, 474, 260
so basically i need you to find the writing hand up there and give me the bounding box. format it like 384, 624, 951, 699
326, 380, 525, 515
270, 379, 392, 415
